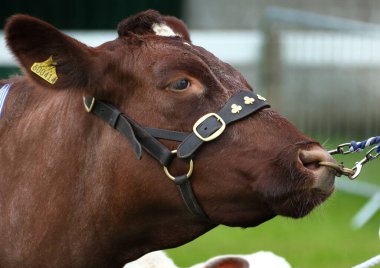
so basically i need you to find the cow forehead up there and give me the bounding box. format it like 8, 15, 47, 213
144, 40, 226, 75
154, 39, 245, 91
103, 28, 247, 91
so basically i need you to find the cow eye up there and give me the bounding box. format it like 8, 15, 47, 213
169, 79, 190, 91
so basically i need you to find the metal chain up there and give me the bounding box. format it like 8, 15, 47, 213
321, 136, 380, 179
351, 145, 380, 179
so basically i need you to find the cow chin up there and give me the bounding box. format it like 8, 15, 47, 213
271, 186, 334, 219
259, 159, 336, 219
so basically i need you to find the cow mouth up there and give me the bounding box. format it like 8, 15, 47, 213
277, 171, 335, 218
270, 186, 334, 218
263, 144, 337, 218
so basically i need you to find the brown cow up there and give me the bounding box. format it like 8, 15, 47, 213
0, 10, 336, 267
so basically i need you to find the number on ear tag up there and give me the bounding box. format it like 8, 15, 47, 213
31, 56, 58, 84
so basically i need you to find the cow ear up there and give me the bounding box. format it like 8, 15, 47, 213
5, 14, 93, 89
117, 10, 191, 43
205, 257, 249, 268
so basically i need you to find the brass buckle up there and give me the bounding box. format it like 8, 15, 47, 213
193, 113, 226, 142
163, 150, 194, 181
83, 96, 95, 113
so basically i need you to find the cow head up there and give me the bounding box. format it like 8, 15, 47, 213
5, 9, 336, 261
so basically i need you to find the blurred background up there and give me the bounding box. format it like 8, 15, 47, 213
1, 1, 379, 267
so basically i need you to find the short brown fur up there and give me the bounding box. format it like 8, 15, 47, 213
0, 10, 334, 267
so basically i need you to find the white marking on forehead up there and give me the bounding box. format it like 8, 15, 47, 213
152, 23, 177, 37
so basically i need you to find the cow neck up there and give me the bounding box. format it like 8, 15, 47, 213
83, 90, 270, 223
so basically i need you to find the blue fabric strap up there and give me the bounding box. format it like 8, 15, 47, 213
0, 83, 12, 118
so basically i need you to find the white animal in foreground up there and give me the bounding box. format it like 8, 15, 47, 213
124, 250, 291, 268
124, 251, 177, 268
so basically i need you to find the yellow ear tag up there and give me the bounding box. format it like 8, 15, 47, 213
31, 56, 58, 84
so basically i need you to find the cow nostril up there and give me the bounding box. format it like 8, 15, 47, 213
299, 147, 336, 191
299, 147, 335, 171
303, 161, 320, 171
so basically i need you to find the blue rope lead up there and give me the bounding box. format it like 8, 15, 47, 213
350, 136, 380, 153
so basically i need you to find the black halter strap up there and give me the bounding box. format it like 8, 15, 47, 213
83, 90, 269, 222
176, 92, 269, 158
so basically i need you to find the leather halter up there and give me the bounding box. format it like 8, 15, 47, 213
83, 90, 269, 222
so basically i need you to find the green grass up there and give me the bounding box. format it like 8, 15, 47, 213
166, 137, 380, 267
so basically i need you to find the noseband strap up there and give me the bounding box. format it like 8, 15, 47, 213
176, 92, 269, 158
83, 90, 269, 223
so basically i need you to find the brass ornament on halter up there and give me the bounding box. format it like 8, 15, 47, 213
231, 104, 242, 114
244, 96, 255, 105
257, 94, 267, 101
